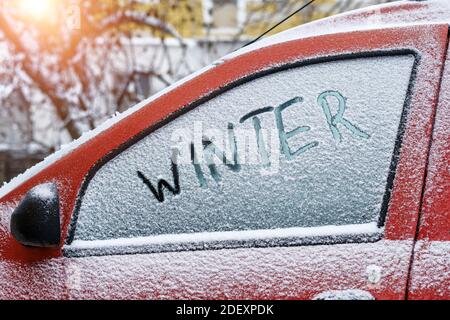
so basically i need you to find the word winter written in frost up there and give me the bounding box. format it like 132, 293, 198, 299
137, 90, 371, 203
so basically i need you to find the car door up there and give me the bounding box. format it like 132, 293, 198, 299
0, 25, 447, 300
407, 37, 450, 301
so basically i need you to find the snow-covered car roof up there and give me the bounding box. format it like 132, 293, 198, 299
1, 0, 449, 200
229, 0, 450, 59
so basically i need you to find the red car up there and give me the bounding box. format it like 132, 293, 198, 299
0, 0, 448, 300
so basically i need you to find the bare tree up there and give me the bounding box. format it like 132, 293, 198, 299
0, 0, 187, 150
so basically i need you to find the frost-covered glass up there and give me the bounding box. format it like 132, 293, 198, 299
73, 55, 415, 241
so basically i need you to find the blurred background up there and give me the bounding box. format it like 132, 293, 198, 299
0, 0, 396, 185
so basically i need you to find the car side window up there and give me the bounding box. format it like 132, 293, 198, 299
67, 54, 416, 255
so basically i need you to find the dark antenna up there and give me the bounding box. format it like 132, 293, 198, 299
242, 0, 316, 48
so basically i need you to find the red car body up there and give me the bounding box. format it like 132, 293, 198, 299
0, 0, 448, 300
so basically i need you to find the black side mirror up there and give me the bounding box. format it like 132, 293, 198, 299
10, 183, 61, 248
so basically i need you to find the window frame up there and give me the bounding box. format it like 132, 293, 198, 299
63, 49, 419, 258
203, 0, 247, 34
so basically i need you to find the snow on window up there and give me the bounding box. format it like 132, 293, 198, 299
71, 55, 415, 246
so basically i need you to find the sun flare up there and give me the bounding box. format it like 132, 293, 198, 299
17, 0, 54, 20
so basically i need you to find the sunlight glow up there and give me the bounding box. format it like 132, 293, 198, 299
17, 0, 54, 20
